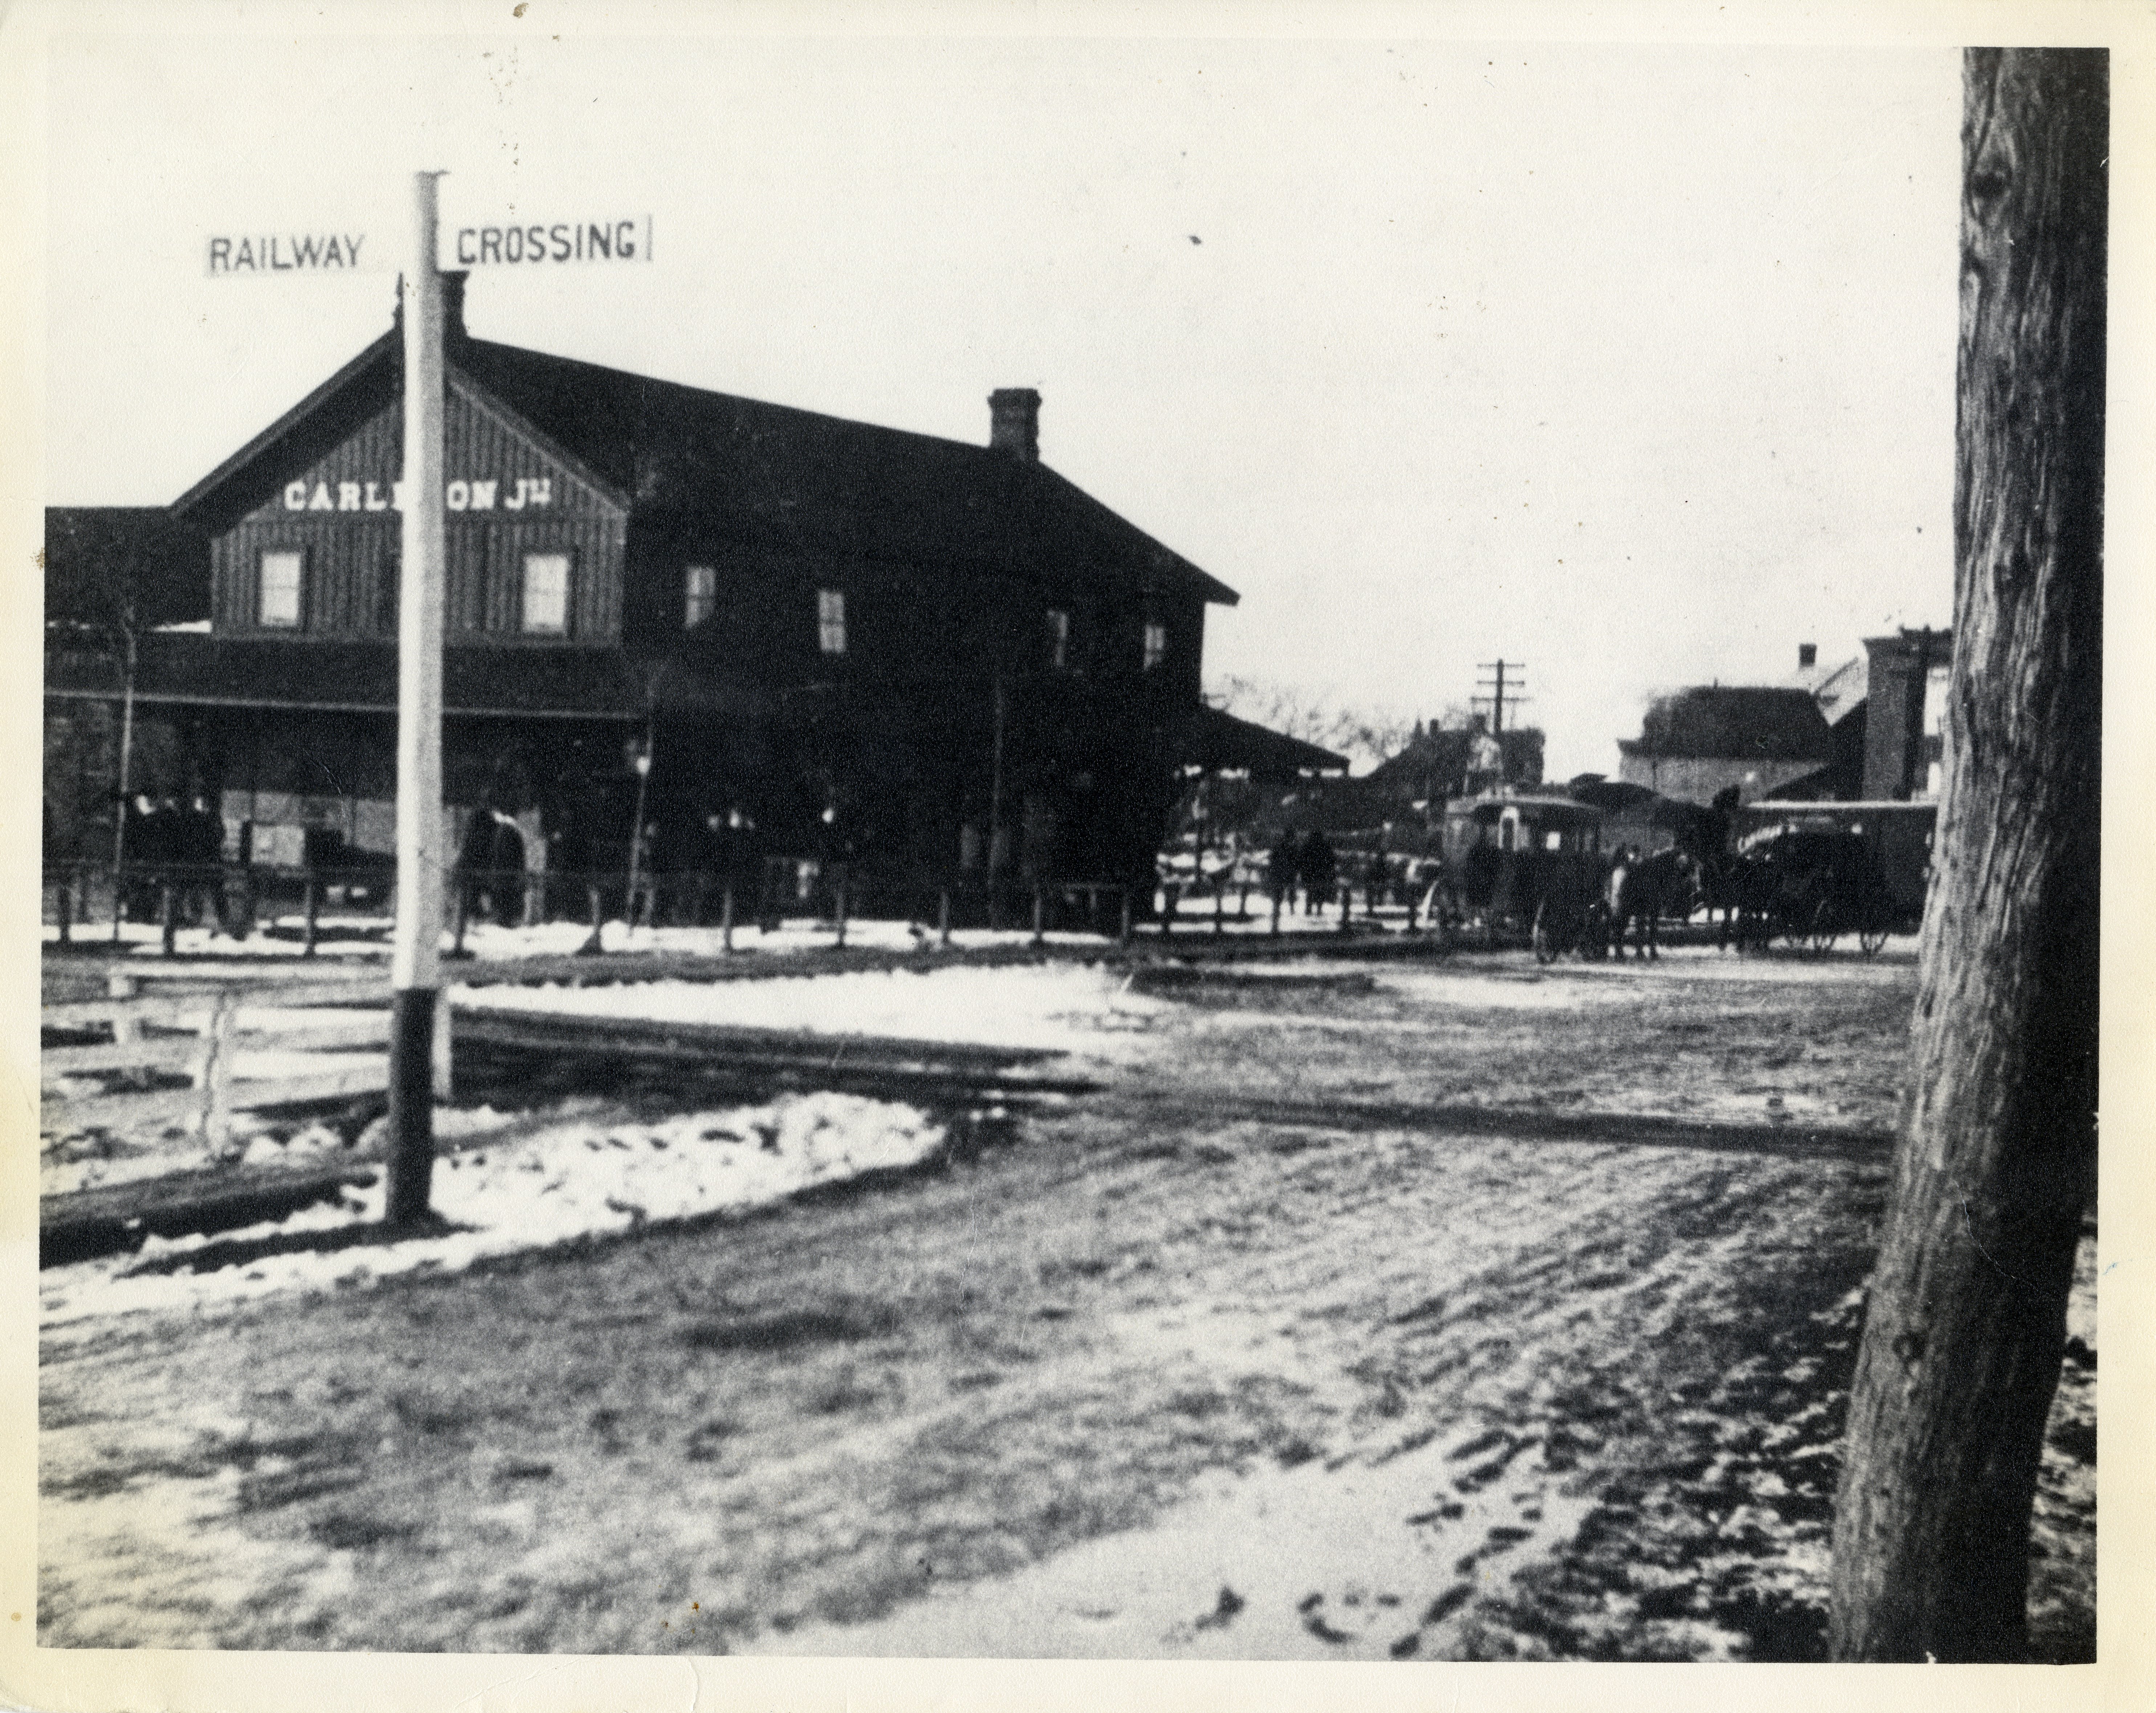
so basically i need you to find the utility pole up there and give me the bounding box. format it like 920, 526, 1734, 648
1473, 659, 1527, 736
386, 169, 448, 1227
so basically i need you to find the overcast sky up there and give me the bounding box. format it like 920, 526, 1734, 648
42, 27, 1961, 779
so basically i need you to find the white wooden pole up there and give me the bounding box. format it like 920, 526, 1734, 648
387, 169, 447, 1226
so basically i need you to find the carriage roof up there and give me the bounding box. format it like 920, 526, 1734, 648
1448, 792, 1604, 829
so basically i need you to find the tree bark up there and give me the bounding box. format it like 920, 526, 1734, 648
1828, 48, 2104, 1662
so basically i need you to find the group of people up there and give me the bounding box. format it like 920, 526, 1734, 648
455, 801, 781, 929
116, 792, 227, 925
1265, 827, 1341, 914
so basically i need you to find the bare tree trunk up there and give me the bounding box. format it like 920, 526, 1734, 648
1828, 48, 2105, 1661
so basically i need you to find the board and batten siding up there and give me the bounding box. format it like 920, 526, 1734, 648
210, 374, 628, 644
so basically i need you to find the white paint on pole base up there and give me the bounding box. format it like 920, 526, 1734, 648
393, 171, 448, 997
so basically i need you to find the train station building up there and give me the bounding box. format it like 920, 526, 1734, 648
44, 276, 1284, 913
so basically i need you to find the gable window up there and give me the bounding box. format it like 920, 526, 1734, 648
1142, 620, 1168, 671
521, 552, 570, 636
1046, 608, 1071, 670
684, 564, 716, 629
818, 588, 846, 655
259, 550, 303, 628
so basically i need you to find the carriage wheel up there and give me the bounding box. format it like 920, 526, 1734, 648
1807, 897, 1839, 955
1531, 899, 1560, 965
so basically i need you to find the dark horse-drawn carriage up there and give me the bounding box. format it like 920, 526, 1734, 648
1422, 793, 1614, 960
1709, 822, 1907, 955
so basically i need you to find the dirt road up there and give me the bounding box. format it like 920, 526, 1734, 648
37, 946, 2095, 1659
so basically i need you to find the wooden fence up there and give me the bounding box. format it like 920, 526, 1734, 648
42, 861, 1140, 956
41, 966, 450, 1149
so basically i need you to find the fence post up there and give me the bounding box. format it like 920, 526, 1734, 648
55, 873, 72, 945
1118, 887, 1133, 945
199, 990, 236, 1152
1213, 878, 1225, 936
1270, 888, 1282, 937
834, 872, 849, 949
108, 971, 142, 1081
938, 886, 953, 950
1031, 885, 1046, 947
1159, 880, 1175, 938
451, 877, 471, 957
160, 880, 178, 957
303, 873, 320, 958
720, 884, 736, 955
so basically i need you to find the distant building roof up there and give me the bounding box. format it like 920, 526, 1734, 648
1618, 685, 1835, 764
1790, 651, 1868, 725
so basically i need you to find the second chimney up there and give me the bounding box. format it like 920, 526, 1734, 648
1798, 642, 1818, 670
988, 388, 1041, 460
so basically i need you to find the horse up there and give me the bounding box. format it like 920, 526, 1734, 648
1605, 847, 1698, 960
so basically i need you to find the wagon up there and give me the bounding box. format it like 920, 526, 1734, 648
1739, 825, 1900, 955
1426, 793, 1610, 959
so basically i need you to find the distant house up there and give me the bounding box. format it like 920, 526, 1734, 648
1777, 640, 1869, 801
1362, 718, 1545, 811
1616, 685, 1836, 805
1860, 628, 1952, 801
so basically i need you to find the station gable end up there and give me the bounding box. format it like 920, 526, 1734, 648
212, 373, 628, 645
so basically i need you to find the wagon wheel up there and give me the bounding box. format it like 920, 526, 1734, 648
1807, 896, 1839, 955
1531, 898, 1562, 964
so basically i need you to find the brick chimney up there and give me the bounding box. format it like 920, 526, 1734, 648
988, 388, 1041, 460
393, 269, 470, 348
1798, 642, 1818, 670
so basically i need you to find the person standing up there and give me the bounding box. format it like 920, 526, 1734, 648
1298, 828, 1337, 915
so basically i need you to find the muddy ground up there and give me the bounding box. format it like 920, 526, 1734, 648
37, 945, 2095, 1659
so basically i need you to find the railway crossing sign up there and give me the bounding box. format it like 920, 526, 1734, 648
201, 171, 656, 1223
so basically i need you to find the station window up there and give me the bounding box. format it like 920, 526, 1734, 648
521, 552, 570, 636
1142, 620, 1168, 671
1046, 608, 1071, 670
684, 564, 716, 629
818, 588, 846, 655
258, 549, 303, 628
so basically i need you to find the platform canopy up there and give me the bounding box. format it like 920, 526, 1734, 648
1178, 704, 1349, 780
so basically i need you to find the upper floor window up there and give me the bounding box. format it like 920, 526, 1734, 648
522, 552, 570, 636
1142, 620, 1168, 671
259, 550, 303, 628
1046, 608, 1071, 671
818, 588, 846, 655
684, 564, 716, 629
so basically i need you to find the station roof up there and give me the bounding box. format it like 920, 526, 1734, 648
166, 283, 1239, 609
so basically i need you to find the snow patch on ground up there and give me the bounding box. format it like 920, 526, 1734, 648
39, 1092, 947, 1333
455, 961, 1167, 1055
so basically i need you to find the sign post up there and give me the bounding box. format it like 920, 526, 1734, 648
386, 170, 448, 1226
